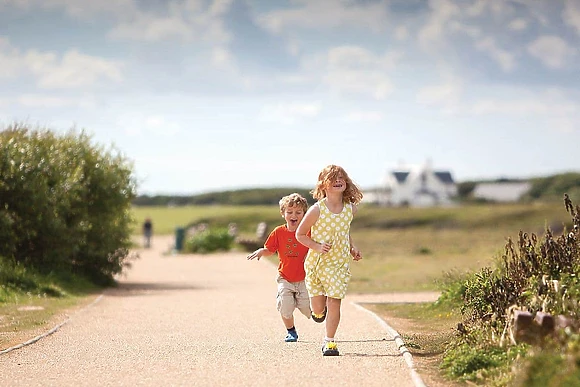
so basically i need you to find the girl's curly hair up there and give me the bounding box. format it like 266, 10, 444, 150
311, 164, 363, 204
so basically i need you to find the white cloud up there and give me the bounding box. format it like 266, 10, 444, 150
470, 89, 580, 133
2, 0, 232, 44
394, 25, 409, 41
17, 94, 96, 108
448, 21, 481, 39
418, 0, 461, 52
29, 49, 123, 89
119, 113, 182, 137
0, 0, 138, 19
305, 45, 401, 100
508, 18, 529, 31
0, 38, 21, 78
0, 40, 123, 88
211, 47, 237, 72
110, 15, 194, 42
527, 35, 577, 69
563, 0, 580, 35
108, 0, 232, 44
476, 37, 516, 72
343, 110, 383, 123
464, 0, 515, 19
256, 0, 389, 34
416, 80, 463, 114
258, 102, 321, 125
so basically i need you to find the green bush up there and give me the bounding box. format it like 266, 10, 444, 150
0, 256, 67, 302
0, 124, 137, 285
440, 194, 580, 384
184, 228, 234, 254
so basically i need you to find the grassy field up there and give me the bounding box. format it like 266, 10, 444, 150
132, 200, 572, 293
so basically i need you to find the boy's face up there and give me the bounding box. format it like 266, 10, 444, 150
282, 203, 305, 231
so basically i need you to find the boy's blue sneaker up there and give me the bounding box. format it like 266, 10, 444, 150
312, 306, 327, 323
285, 330, 298, 342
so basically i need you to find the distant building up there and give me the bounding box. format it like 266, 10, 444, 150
472, 181, 532, 202
372, 161, 458, 207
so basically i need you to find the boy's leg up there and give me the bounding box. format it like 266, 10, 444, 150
281, 315, 295, 329
277, 276, 299, 342
296, 281, 312, 318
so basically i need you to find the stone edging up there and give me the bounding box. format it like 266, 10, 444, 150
0, 294, 104, 356
352, 302, 427, 387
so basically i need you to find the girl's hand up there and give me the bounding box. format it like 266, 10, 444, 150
351, 246, 362, 261
318, 241, 333, 253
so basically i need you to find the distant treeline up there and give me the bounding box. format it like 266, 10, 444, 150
133, 173, 580, 206
132, 187, 313, 206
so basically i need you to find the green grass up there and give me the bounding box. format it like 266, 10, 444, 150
132, 201, 571, 292
0, 262, 101, 349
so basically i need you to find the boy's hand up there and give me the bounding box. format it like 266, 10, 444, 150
246, 249, 263, 261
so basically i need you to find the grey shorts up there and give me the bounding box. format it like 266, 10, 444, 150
276, 275, 311, 320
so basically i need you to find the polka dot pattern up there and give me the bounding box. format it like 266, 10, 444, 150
304, 199, 353, 299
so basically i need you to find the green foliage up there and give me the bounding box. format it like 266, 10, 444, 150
517, 351, 580, 387
439, 194, 580, 384
0, 256, 67, 302
0, 123, 137, 285
441, 340, 528, 383
133, 187, 312, 206
434, 270, 468, 309
523, 173, 580, 203
183, 228, 235, 254
460, 194, 580, 326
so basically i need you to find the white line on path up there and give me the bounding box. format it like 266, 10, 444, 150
0, 294, 104, 356
352, 302, 427, 387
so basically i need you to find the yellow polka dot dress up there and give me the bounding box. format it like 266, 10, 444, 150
304, 198, 353, 299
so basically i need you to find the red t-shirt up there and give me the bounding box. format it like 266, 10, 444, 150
264, 225, 310, 282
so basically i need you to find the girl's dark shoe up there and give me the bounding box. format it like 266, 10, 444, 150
311, 306, 327, 323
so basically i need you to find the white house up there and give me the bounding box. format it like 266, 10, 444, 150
472, 181, 532, 202
377, 161, 458, 207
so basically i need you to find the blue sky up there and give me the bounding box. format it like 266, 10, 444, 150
1, 0, 579, 195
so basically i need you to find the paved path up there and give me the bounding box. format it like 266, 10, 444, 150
0, 236, 437, 387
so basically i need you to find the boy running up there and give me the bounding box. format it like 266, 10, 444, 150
247, 193, 312, 342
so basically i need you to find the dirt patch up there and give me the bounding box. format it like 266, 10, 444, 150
365, 307, 462, 387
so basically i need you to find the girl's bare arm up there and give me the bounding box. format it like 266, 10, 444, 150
296, 205, 329, 253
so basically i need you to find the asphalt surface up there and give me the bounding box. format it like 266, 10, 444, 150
0, 236, 437, 387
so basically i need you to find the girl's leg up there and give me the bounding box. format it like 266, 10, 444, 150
325, 297, 341, 338
310, 295, 327, 315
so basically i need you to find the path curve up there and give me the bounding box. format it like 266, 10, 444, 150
0, 235, 433, 387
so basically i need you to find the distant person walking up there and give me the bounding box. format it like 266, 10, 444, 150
296, 164, 363, 356
143, 218, 153, 248
247, 193, 312, 343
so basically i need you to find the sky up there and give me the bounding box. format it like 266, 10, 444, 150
1, 0, 579, 195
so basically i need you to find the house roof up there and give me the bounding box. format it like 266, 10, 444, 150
392, 171, 410, 183
434, 172, 454, 184
390, 170, 455, 184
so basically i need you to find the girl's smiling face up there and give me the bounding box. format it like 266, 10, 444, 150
326, 172, 346, 194
283, 204, 305, 231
